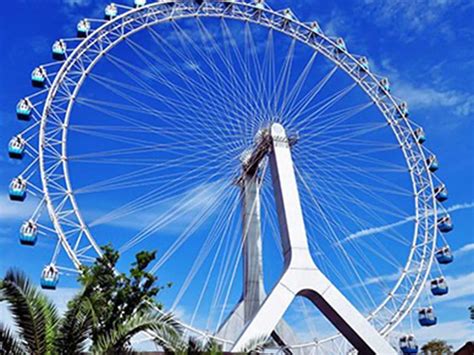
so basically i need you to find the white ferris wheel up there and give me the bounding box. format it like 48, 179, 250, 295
8, 0, 455, 353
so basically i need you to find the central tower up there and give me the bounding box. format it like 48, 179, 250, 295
220, 124, 396, 354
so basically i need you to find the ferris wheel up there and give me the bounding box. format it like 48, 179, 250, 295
8, 0, 456, 353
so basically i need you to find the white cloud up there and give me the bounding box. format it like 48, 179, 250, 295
359, 0, 464, 36
0, 195, 37, 221
432, 272, 474, 305
456, 243, 474, 257
343, 217, 414, 243
342, 202, 474, 243
446, 202, 474, 213
322, 9, 347, 38
0, 194, 48, 246
350, 270, 401, 289
377, 59, 474, 118
394, 80, 474, 117
413, 319, 474, 350
88, 181, 228, 231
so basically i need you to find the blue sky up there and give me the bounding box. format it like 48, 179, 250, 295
0, 0, 473, 350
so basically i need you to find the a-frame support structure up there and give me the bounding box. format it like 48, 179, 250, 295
223, 123, 396, 354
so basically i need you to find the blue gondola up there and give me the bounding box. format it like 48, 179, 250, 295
20, 220, 38, 246
16, 98, 32, 121
335, 37, 346, 53
8, 136, 26, 159
435, 185, 448, 202
52, 40, 67, 61
438, 215, 453, 233
418, 307, 437, 327
430, 277, 449, 296
435, 246, 453, 264
31, 66, 47, 88
400, 334, 418, 354
104, 3, 118, 20
134, 0, 146, 8
77, 19, 91, 38
9, 177, 27, 202
41, 265, 59, 290
398, 102, 409, 118
358, 57, 369, 74
280, 9, 294, 28
252, 0, 265, 17
427, 155, 439, 172
379, 78, 391, 94
308, 21, 322, 40
414, 128, 426, 144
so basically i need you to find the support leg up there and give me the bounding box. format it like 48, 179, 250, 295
231, 267, 396, 354
217, 171, 300, 352
231, 272, 296, 351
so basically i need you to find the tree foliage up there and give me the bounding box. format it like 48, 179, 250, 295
0, 246, 181, 354
0, 269, 59, 355
55, 291, 93, 354
421, 339, 453, 355
77, 245, 166, 346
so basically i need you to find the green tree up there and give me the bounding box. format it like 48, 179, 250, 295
167, 337, 224, 355
0, 247, 181, 354
76, 245, 181, 353
421, 339, 453, 355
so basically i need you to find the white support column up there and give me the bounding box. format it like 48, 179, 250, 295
241, 172, 266, 322
217, 170, 300, 352
231, 124, 396, 354
216, 171, 266, 342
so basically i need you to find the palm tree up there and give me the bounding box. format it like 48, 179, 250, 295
168, 337, 224, 355
54, 290, 93, 354
90, 311, 183, 354
241, 335, 273, 354
0, 268, 182, 354
0, 269, 60, 354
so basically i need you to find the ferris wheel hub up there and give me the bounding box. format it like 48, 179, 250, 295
241, 123, 292, 176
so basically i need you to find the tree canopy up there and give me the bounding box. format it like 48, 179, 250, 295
0, 246, 181, 354
421, 339, 453, 355
77, 245, 167, 344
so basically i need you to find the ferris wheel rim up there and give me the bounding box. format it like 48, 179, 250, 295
35, 0, 439, 347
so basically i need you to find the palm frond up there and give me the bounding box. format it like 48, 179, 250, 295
241, 335, 272, 354
203, 338, 223, 354
0, 268, 56, 354
39, 292, 60, 354
55, 292, 93, 355
0, 323, 26, 355
91, 311, 181, 354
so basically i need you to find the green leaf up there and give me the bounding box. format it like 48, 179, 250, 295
0, 323, 27, 355
0, 269, 58, 354
91, 311, 181, 354
55, 291, 93, 354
